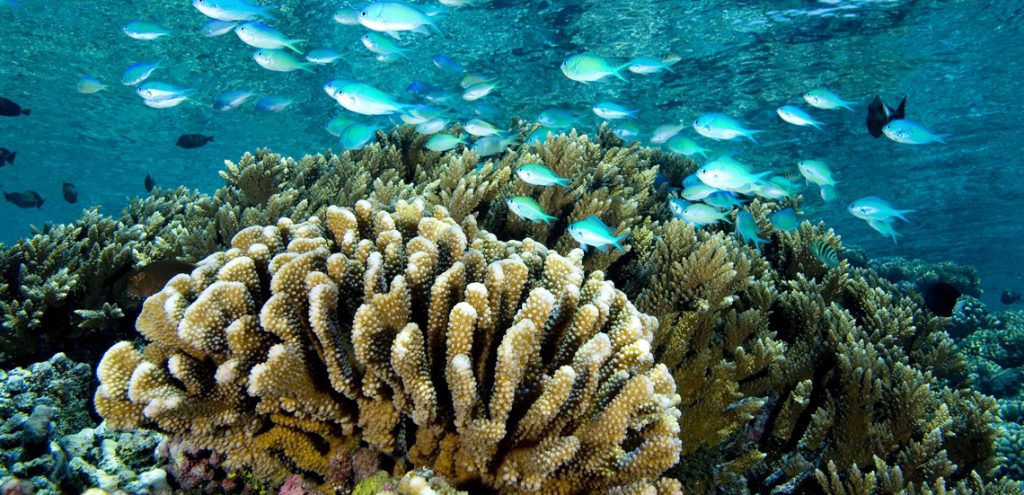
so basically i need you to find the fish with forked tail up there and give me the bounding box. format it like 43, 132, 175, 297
866, 95, 905, 138
0, 97, 30, 117
3, 190, 44, 208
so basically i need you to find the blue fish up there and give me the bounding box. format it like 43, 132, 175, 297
769, 208, 800, 232
432, 53, 466, 72
736, 211, 770, 252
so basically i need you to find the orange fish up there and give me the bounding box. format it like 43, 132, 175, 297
128, 259, 195, 298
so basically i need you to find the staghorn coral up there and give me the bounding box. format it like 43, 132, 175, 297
95, 200, 682, 494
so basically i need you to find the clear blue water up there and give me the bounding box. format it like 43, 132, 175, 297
0, 0, 1022, 305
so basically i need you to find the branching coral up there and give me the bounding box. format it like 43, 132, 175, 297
95, 200, 682, 494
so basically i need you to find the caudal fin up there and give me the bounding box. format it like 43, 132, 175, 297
745, 130, 763, 143
6, 152, 15, 165
612, 233, 629, 253
21, 108, 30, 116
285, 39, 305, 54
612, 64, 630, 82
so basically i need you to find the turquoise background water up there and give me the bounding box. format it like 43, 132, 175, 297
0, 0, 1021, 304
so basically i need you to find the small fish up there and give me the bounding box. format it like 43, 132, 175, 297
358, 2, 438, 38
213, 90, 254, 111
145, 173, 156, 192
693, 113, 762, 142
235, 21, 303, 52
415, 118, 446, 135
751, 182, 792, 200
176, 133, 214, 149
460, 73, 492, 88
561, 52, 629, 83
432, 53, 466, 72
568, 215, 628, 253
325, 116, 355, 137
306, 48, 342, 65
1000, 290, 1022, 305
506, 196, 556, 224
804, 88, 854, 111
922, 282, 961, 317
696, 157, 769, 191
143, 95, 189, 109
776, 105, 822, 129
703, 190, 746, 210
809, 240, 839, 268
592, 102, 637, 120
339, 122, 381, 150
253, 49, 314, 73
797, 159, 836, 186
122, 20, 170, 40
626, 54, 678, 74
128, 259, 197, 298
0, 148, 15, 167
425, 133, 466, 152
847, 196, 913, 222
464, 118, 503, 137
62, 182, 78, 204
538, 108, 580, 129
192, 0, 276, 22
121, 61, 161, 86
866, 219, 902, 244
405, 81, 440, 96
462, 81, 498, 101
76, 76, 107, 94
650, 123, 684, 144
668, 198, 690, 220
769, 208, 800, 232
399, 105, 441, 125
612, 122, 641, 141
471, 135, 517, 157
736, 211, 769, 252
361, 32, 409, 57
255, 96, 292, 112
333, 7, 360, 25
665, 135, 709, 158
882, 119, 946, 144
866, 95, 906, 138
681, 183, 718, 202
526, 128, 551, 145
0, 97, 30, 116
333, 82, 408, 115
3, 190, 43, 208
474, 102, 502, 120
136, 81, 193, 101
516, 163, 570, 188
200, 19, 238, 37
681, 203, 731, 226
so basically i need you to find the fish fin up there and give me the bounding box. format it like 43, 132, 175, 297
894, 96, 906, 119
542, 215, 556, 225
6, 152, 14, 165
579, 243, 589, 253
612, 66, 630, 82
259, 6, 279, 22
299, 63, 316, 74
896, 210, 915, 223
596, 244, 611, 253
555, 178, 571, 189
386, 31, 402, 40
612, 233, 629, 253
811, 121, 824, 130
285, 39, 305, 53
934, 134, 949, 144
21, 109, 30, 116
745, 130, 763, 143
840, 102, 854, 111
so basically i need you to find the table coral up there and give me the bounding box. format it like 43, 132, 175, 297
95, 200, 682, 494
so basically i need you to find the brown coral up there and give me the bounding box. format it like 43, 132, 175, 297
95, 200, 682, 493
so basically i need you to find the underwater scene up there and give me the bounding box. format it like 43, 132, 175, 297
2, 0, 1024, 493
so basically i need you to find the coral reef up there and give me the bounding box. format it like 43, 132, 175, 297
871, 256, 983, 298
0, 127, 689, 368
350, 468, 466, 495
95, 200, 683, 494
0, 354, 166, 495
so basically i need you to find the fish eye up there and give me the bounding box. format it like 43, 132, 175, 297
360, 11, 367, 16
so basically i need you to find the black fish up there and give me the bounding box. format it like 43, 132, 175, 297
923, 282, 961, 317
0, 97, 30, 117
866, 95, 905, 138
62, 182, 78, 204
144, 173, 156, 192
1001, 290, 1022, 305
3, 190, 44, 208
176, 134, 214, 149
0, 148, 14, 167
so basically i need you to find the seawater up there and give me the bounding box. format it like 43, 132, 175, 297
0, 0, 1022, 304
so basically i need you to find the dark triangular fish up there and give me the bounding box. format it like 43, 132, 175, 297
3, 190, 44, 208
176, 133, 214, 149
144, 173, 156, 192
0, 97, 30, 117
128, 259, 197, 298
1001, 290, 1022, 305
923, 282, 961, 317
62, 182, 78, 204
0, 148, 14, 166
866, 95, 906, 138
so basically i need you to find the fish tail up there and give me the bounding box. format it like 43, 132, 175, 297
612, 66, 629, 82
5, 152, 14, 165
285, 39, 305, 53
896, 210, 915, 223
556, 177, 571, 189
21, 108, 30, 116
612, 233, 629, 253
840, 101, 854, 111
542, 214, 556, 225
811, 121, 823, 130
259, 6, 279, 21
299, 63, 316, 73
934, 134, 949, 144
745, 130, 763, 143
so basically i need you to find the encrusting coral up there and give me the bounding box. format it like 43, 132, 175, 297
95, 199, 683, 494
